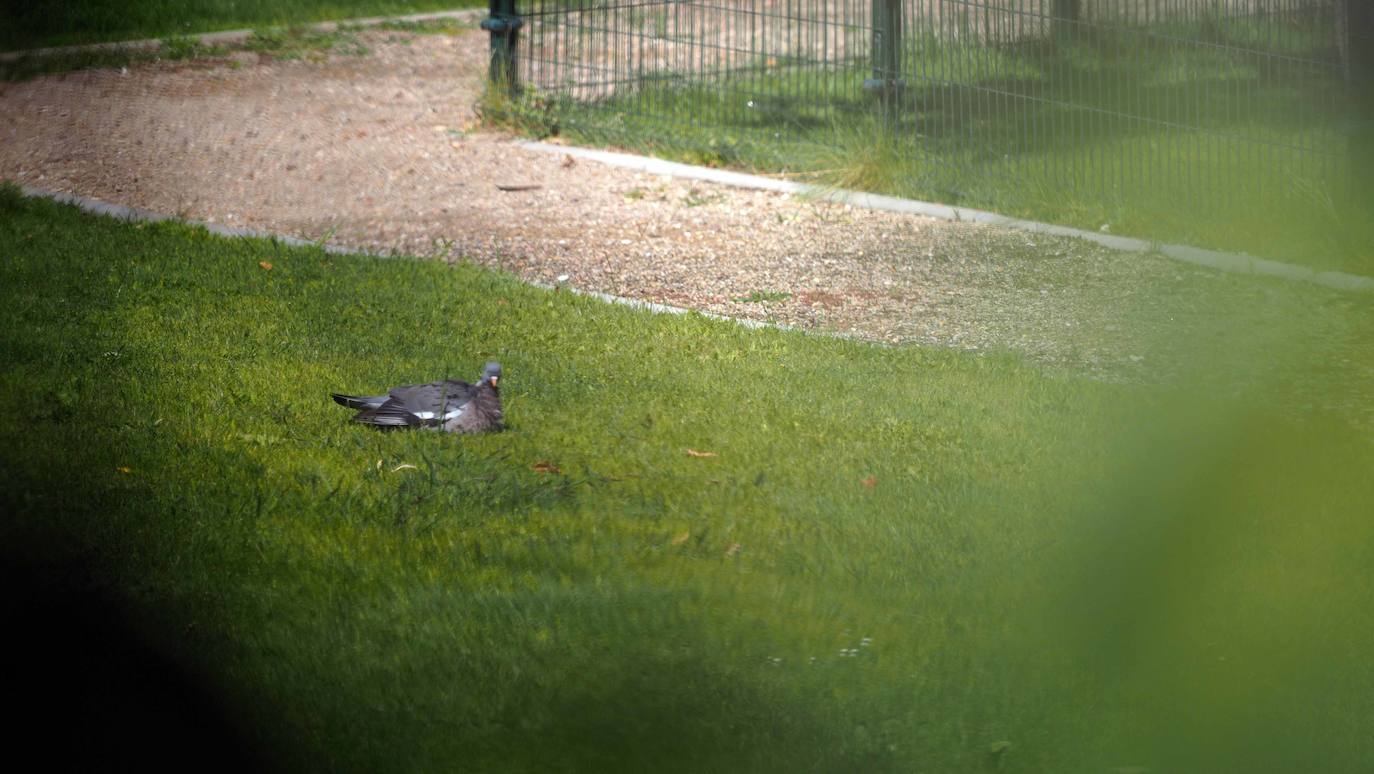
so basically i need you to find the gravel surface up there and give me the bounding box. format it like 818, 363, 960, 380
2, 26, 1370, 414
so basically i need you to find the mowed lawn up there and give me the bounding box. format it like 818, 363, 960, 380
2, 187, 1372, 772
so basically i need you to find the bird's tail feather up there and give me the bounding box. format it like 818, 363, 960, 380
331, 392, 386, 410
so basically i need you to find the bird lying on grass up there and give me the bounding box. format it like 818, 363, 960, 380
331, 362, 503, 433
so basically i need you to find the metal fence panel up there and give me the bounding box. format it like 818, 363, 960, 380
515, 1, 1357, 255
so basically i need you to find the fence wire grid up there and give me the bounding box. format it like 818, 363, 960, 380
513, 1, 1364, 259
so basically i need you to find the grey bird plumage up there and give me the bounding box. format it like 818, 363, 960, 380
331, 362, 503, 433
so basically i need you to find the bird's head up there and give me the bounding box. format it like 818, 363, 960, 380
481, 361, 502, 389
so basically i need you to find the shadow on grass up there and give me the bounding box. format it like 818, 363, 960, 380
0, 533, 273, 771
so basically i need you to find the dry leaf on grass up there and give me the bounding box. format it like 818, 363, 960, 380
861, 475, 878, 489
115, 466, 132, 474
671, 531, 691, 546
532, 460, 562, 474
724, 542, 742, 557
258, 261, 273, 270
685, 449, 718, 458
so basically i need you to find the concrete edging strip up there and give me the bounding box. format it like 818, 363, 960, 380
518, 140, 1374, 294
0, 9, 483, 63
20, 184, 363, 254
16, 184, 802, 335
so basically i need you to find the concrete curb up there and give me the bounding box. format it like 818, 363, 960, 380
0, 8, 483, 63
19, 185, 373, 255
519, 141, 1374, 294
16, 184, 806, 336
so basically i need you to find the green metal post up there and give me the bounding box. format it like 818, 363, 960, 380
1346, 0, 1373, 206
864, 0, 904, 108
1053, 0, 1080, 44
481, 0, 522, 94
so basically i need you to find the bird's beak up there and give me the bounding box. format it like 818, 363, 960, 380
489, 376, 499, 388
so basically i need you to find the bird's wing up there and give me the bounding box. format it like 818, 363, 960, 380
386, 381, 474, 422
350, 402, 423, 428
339, 380, 479, 429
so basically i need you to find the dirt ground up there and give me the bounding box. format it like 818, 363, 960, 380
2, 26, 1369, 395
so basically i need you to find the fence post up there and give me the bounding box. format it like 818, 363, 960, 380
1347, 0, 1374, 204
1052, 0, 1080, 43
481, 0, 523, 94
864, 0, 904, 107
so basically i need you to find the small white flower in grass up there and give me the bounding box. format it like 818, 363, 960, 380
746, 100, 755, 108
860, 637, 872, 648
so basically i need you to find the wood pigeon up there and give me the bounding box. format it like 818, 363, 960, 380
331, 362, 503, 433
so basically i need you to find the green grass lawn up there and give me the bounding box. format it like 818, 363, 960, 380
3, 186, 1373, 771
0, 0, 483, 51
542, 85, 1367, 277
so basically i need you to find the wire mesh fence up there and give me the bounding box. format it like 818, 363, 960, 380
510, 1, 1364, 262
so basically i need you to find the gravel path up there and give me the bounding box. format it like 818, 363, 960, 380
2, 26, 1370, 409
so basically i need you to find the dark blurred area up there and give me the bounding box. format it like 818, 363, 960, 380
1, 538, 267, 772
